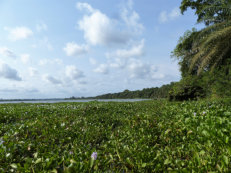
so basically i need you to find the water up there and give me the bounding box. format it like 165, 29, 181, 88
0, 99, 150, 104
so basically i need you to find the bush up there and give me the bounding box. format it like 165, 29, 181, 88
168, 76, 206, 101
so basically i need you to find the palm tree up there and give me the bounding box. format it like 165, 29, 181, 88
189, 21, 231, 74
178, 0, 231, 75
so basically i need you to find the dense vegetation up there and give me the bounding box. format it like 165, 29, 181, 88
89, 83, 175, 99
1, 100, 231, 172
170, 0, 231, 100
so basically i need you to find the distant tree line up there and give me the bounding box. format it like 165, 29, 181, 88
89, 83, 175, 99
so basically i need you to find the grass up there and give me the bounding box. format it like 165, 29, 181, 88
1, 99, 231, 172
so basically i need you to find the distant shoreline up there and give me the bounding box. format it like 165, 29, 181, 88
0, 98, 151, 104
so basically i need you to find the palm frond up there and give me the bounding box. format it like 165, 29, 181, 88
198, 40, 230, 74
210, 46, 231, 72
197, 0, 231, 25
190, 25, 231, 74
194, 21, 231, 44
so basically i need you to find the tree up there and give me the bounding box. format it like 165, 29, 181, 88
189, 21, 231, 74
180, 0, 231, 25
170, 0, 231, 99
171, 28, 199, 76
173, 0, 231, 75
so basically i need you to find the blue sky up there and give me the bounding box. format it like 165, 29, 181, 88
0, 0, 203, 99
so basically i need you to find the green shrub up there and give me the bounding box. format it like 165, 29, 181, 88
168, 76, 206, 101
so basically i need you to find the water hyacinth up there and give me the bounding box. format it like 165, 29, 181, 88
91, 152, 97, 160
0, 138, 4, 146
2, 99, 231, 172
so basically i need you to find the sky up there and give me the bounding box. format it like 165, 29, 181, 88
0, 0, 204, 99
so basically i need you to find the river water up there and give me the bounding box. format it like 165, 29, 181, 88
0, 99, 150, 104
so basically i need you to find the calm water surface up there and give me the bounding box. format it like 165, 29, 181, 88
0, 99, 150, 104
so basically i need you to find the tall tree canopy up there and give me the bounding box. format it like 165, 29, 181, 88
180, 0, 231, 25
173, 0, 231, 75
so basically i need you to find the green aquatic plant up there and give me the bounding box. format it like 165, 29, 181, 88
0, 100, 231, 172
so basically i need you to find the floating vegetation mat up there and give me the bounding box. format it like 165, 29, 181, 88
1, 100, 231, 172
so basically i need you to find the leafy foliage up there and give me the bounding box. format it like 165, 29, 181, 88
168, 75, 206, 101
172, 0, 231, 100
1, 100, 231, 171
171, 28, 199, 77
172, 21, 231, 76
190, 21, 231, 74
180, 0, 231, 25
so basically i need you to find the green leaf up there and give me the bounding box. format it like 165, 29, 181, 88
51, 169, 58, 173
187, 130, 193, 135
199, 150, 205, 156
224, 112, 231, 116
90, 159, 94, 168
202, 130, 209, 137
223, 155, 229, 165
10, 163, 17, 169
164, 158, 171, 165
216, 164, 222, 172
35, 158, 42, 164
165, 129, 171, 135
142, 163, 147, 168
70, 159, 76, 163
33, 152, 38, 158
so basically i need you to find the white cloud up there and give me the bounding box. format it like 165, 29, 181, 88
39, 58, 62, 66
65, 65, 84, 80
43, 74, 62, 85
25, 88, 39, 93
89, 58, 97, 65
109, 58, 126, 69
0, 63, 22, 81
93, 64, 109, 74
39, 59, 49, 66
127, 0, 133, 9
0, 88, 18, 93
41, 37, 53, 51
109, 39, 145, 59
151, 73, 165, 80
28, 67, 38, 77
32, 37, 53, 51
20, 54, 30, 64
127, 59, 158, 79
5, 26, 33, 41
36, 22, 48, 32
127, 60, 150, 79
76, 1, 144, 46
105, 39, 145, 71
77, 2, 130, 46
159, 11, 168, 23
121, 0, 144, 34
0, 47, 16, 58
63, 42, 88, 57
169, 7, 181, 19
76, 2, 95, 13
159, 7, 181, 23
